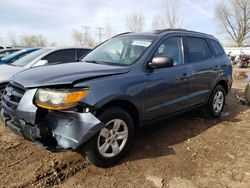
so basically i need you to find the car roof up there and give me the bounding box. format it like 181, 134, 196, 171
41, 47, 92, 51
115, 29, 216, 40
24, 47, 41, 51
0, 48, 20, 52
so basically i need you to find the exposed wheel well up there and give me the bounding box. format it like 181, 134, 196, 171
96, 100, 140, 129
216, 80, 229, 94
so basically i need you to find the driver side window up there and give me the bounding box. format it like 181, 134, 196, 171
154, 37, 184, 66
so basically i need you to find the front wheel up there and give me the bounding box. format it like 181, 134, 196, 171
84, 107, 134, 167
203, 85, 226, 118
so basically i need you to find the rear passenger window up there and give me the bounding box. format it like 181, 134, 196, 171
209, 40, 225, 57
77, 49, 90, 59
186, 37, 212, 63
43, 49, 76, 64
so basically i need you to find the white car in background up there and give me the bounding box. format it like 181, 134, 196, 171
0, 45, 13, 50
0, 47, 91, 106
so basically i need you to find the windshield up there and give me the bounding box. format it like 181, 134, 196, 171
82, 36, 154, 66
11, 49, 50, 67
1, 49, 26, 61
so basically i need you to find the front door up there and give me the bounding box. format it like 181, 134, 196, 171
144, 36, 191, 121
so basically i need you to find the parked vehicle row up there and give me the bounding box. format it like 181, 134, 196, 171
228, 51, 250, 68
236, 53, 250, 68
0, 48, 40, 65
0, 48, 21, 59
0, 29, 232, 167
0, 47, 91, 106
0, 45, 14, 50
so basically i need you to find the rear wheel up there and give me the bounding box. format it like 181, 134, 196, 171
203, 85, 226, 118
84, 107, 134, 167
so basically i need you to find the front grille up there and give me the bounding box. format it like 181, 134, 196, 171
2, 82, 26, 109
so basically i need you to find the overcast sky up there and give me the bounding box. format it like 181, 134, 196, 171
0, 0, 220, 46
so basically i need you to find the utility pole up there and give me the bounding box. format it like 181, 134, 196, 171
81, 25, 90, 44
96, 27, 104, 44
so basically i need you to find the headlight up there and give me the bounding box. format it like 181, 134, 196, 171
34, 88, 90, 110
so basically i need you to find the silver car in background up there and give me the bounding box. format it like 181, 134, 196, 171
0, 47, 91, 106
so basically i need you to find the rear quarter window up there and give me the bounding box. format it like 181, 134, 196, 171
186, 37, 212, 63
77, 49, 90, 59
209, 40, 225, 57
43, 49, 76, 63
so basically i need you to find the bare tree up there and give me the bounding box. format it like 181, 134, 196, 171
152, 15, 165, 30
126, 13, 145, 32
72, 29, 85, 46
36, 35, 48, 47
50, 42, 57, 47
151, 0, 183, 30
215, 0, 250, 47
20, 34, 48, 47
7, 32, 19, 46
86, 37, 96, 47
163, 0, 183, 29
104, 23, 114, 38
72, 29, 96, 47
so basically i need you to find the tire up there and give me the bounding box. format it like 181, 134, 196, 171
84, 107, 134, 167
203, 85, 226, 118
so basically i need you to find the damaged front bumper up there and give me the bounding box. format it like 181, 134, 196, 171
0, 88, 105, 151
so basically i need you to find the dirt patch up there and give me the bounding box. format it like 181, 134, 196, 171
0, 68, 250, 188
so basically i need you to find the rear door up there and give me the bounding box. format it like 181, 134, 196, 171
144, 36, 192, 121
184, 36, 217, 106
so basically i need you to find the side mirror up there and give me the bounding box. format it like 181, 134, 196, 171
33, 60, 48, 67
148, 56, 174, 69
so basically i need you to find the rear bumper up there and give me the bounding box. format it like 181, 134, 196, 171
1, 89, 105, 151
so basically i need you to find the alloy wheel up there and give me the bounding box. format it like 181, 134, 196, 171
97, 119, 128, 158
213, 91, 224, 113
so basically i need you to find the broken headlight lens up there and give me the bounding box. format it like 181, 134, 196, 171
34, 88, 90, 110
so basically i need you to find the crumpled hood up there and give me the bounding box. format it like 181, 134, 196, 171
12, 62, 131, 88
0, 64, 25, 82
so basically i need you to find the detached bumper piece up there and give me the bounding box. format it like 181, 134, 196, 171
1, 82, 105, 151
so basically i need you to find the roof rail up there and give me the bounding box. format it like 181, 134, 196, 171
154, 29, 213, 37
154, 28, 188, 34
112, 32, 133, 38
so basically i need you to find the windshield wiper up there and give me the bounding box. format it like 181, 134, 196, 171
84, 60, 106, 65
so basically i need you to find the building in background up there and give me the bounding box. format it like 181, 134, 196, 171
224, 47, 250, 56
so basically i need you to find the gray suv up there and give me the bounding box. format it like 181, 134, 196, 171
1, 29, 232, 167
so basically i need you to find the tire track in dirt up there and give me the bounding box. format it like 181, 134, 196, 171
0, 125, 90, 187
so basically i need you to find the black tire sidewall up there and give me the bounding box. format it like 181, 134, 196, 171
208, 85, 226, 118
85, 107, 134, 167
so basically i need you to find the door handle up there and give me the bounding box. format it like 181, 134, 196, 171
213, 66, 219, 71
179, 73, 189, 80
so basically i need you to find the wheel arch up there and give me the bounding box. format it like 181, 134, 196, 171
205, 78, 230, 103
215, 80, 229, 94
96, 99, 140, 129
